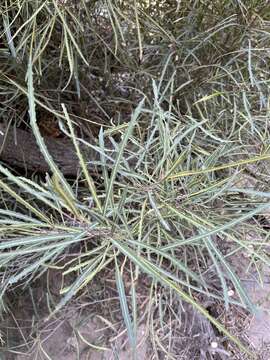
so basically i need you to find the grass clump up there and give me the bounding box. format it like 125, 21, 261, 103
1, 1, 270, 358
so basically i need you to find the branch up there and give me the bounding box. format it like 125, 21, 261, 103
0, 124, 100, 175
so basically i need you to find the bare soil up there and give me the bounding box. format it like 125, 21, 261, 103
1, 256, 270, 360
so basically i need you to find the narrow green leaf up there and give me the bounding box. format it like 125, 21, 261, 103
103, 98, 145, 214
115, 258, 136, 351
